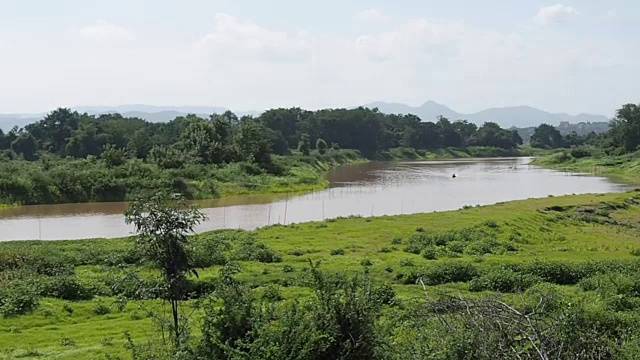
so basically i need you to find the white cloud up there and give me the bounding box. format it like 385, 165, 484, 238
195, 13, 311, 63
355, 9, 388, 22
534, 4, 579, 25
0, 12, 634, 115
79, 20, 136, 42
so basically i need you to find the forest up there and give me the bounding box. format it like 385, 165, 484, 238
0, 107, 526, 205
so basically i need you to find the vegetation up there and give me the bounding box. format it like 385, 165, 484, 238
0, 107, 524, 205
532, 102, 640, 184
2, 191, 640, 359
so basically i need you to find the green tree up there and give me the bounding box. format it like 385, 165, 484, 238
298, 133, 311, 156
531, 124, 565, 149
611, 103, 640, 152
11, 133, 38, 161
125, 193, 207, 347
100, 144, 126, 167
233, 118, 273, 167
316, 138, 328, 155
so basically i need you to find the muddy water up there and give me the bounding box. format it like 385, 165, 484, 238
0, 157, 630, 241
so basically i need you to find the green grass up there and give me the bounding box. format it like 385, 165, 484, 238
3, 191, 640, 359
532, 150, 640, 185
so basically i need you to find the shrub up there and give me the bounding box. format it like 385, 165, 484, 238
261, 285, 283, 302
361, 259, 373, 266
330, 249, 345, 256
379, 247, 393, 253
93, 300, 111, 315
420, 262, 479, 286
399, 259, 414, 267
282, 265, 295, 273
391, 237, 403, 245
59, 335, 76, 347
40, 276, 94, 301
288, 249, 306, 256
384, 266, 394, 273
233, 236, 282, 263
421, 247, 438, 260
0, 283, 40, 317
447, 241, 465, 254
62, 303, 74, 316
468, 269, 540, 293
631, 248, 640, 257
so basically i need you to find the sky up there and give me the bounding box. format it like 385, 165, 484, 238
0, 0, 638, 116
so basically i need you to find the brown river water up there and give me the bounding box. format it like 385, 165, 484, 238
0, 157, 631, 241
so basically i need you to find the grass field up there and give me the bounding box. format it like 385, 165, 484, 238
532, 150, 640, 185
2, 190, 640, 359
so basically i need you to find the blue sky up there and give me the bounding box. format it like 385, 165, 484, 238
0, 0, 637, 116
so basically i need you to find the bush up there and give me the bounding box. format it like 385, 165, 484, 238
391, 237, 403, 245
40, 276, 94, 301
421, 247, 438, 260
93, 300, 111, 315
399, 259, 414, 267
379, 247, 393, 253
447, 241, 465, 254
261, 285, 283, 302
0, 283, 40, 317
469, 269, 540, 293
282, 265, 295, 273
330, 249, 345, 256
233, 236, 282, 263
420, 262, 479, 286
360, 259, 373, 266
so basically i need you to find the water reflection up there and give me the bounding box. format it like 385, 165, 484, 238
0, 157, 631, 241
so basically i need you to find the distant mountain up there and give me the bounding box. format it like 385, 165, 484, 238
0, 105, 262, 131
362, 101, 610, 128
0, 102, 610, 132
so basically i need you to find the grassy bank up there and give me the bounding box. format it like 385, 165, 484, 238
378, 146, 540, 160
3, 191, 640, 359
532, 149, 640, 185
0, 149, 365, 206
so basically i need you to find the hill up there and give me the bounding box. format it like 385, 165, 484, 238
362, 101, 609, 128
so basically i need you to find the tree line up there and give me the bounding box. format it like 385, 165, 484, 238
0, 107, 523, 166
528, 103, 640, 154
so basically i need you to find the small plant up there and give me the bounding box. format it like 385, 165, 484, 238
631, 248, 640, 257
473, 255, 485, 263
391, 237, 403, 245
288, 249, 305, 256
330, 248, 345, 256
379, 247, 393, 253
93, 301, 111, 315
62, 303, 74, 316
421, 247, 438, 260
483, 220, 499, 228
282, 265, 295, 273
41, 309, 54, 318
100, 337, 114, 347
59, 335, 76, 347
129, 311, 143, 321
261, 268, 270, 275
8, 326, 22, 333
261, 284, 283, 302
384, 266, 394, 273
416, 227, 425, 233
360, 259, 373, 266
399, 259, 414, 267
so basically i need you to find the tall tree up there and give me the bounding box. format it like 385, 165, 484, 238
531, 124, 565, 149
611, 103, 640, 152
125, 193, 207, 347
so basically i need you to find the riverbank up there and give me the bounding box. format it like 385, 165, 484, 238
0, 147, 537, 207
2, 191, 640, 359
377, 145, 541, 161
531, 150, 640, 185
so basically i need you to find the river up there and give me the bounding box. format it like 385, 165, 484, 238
0, 157, 632, 241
